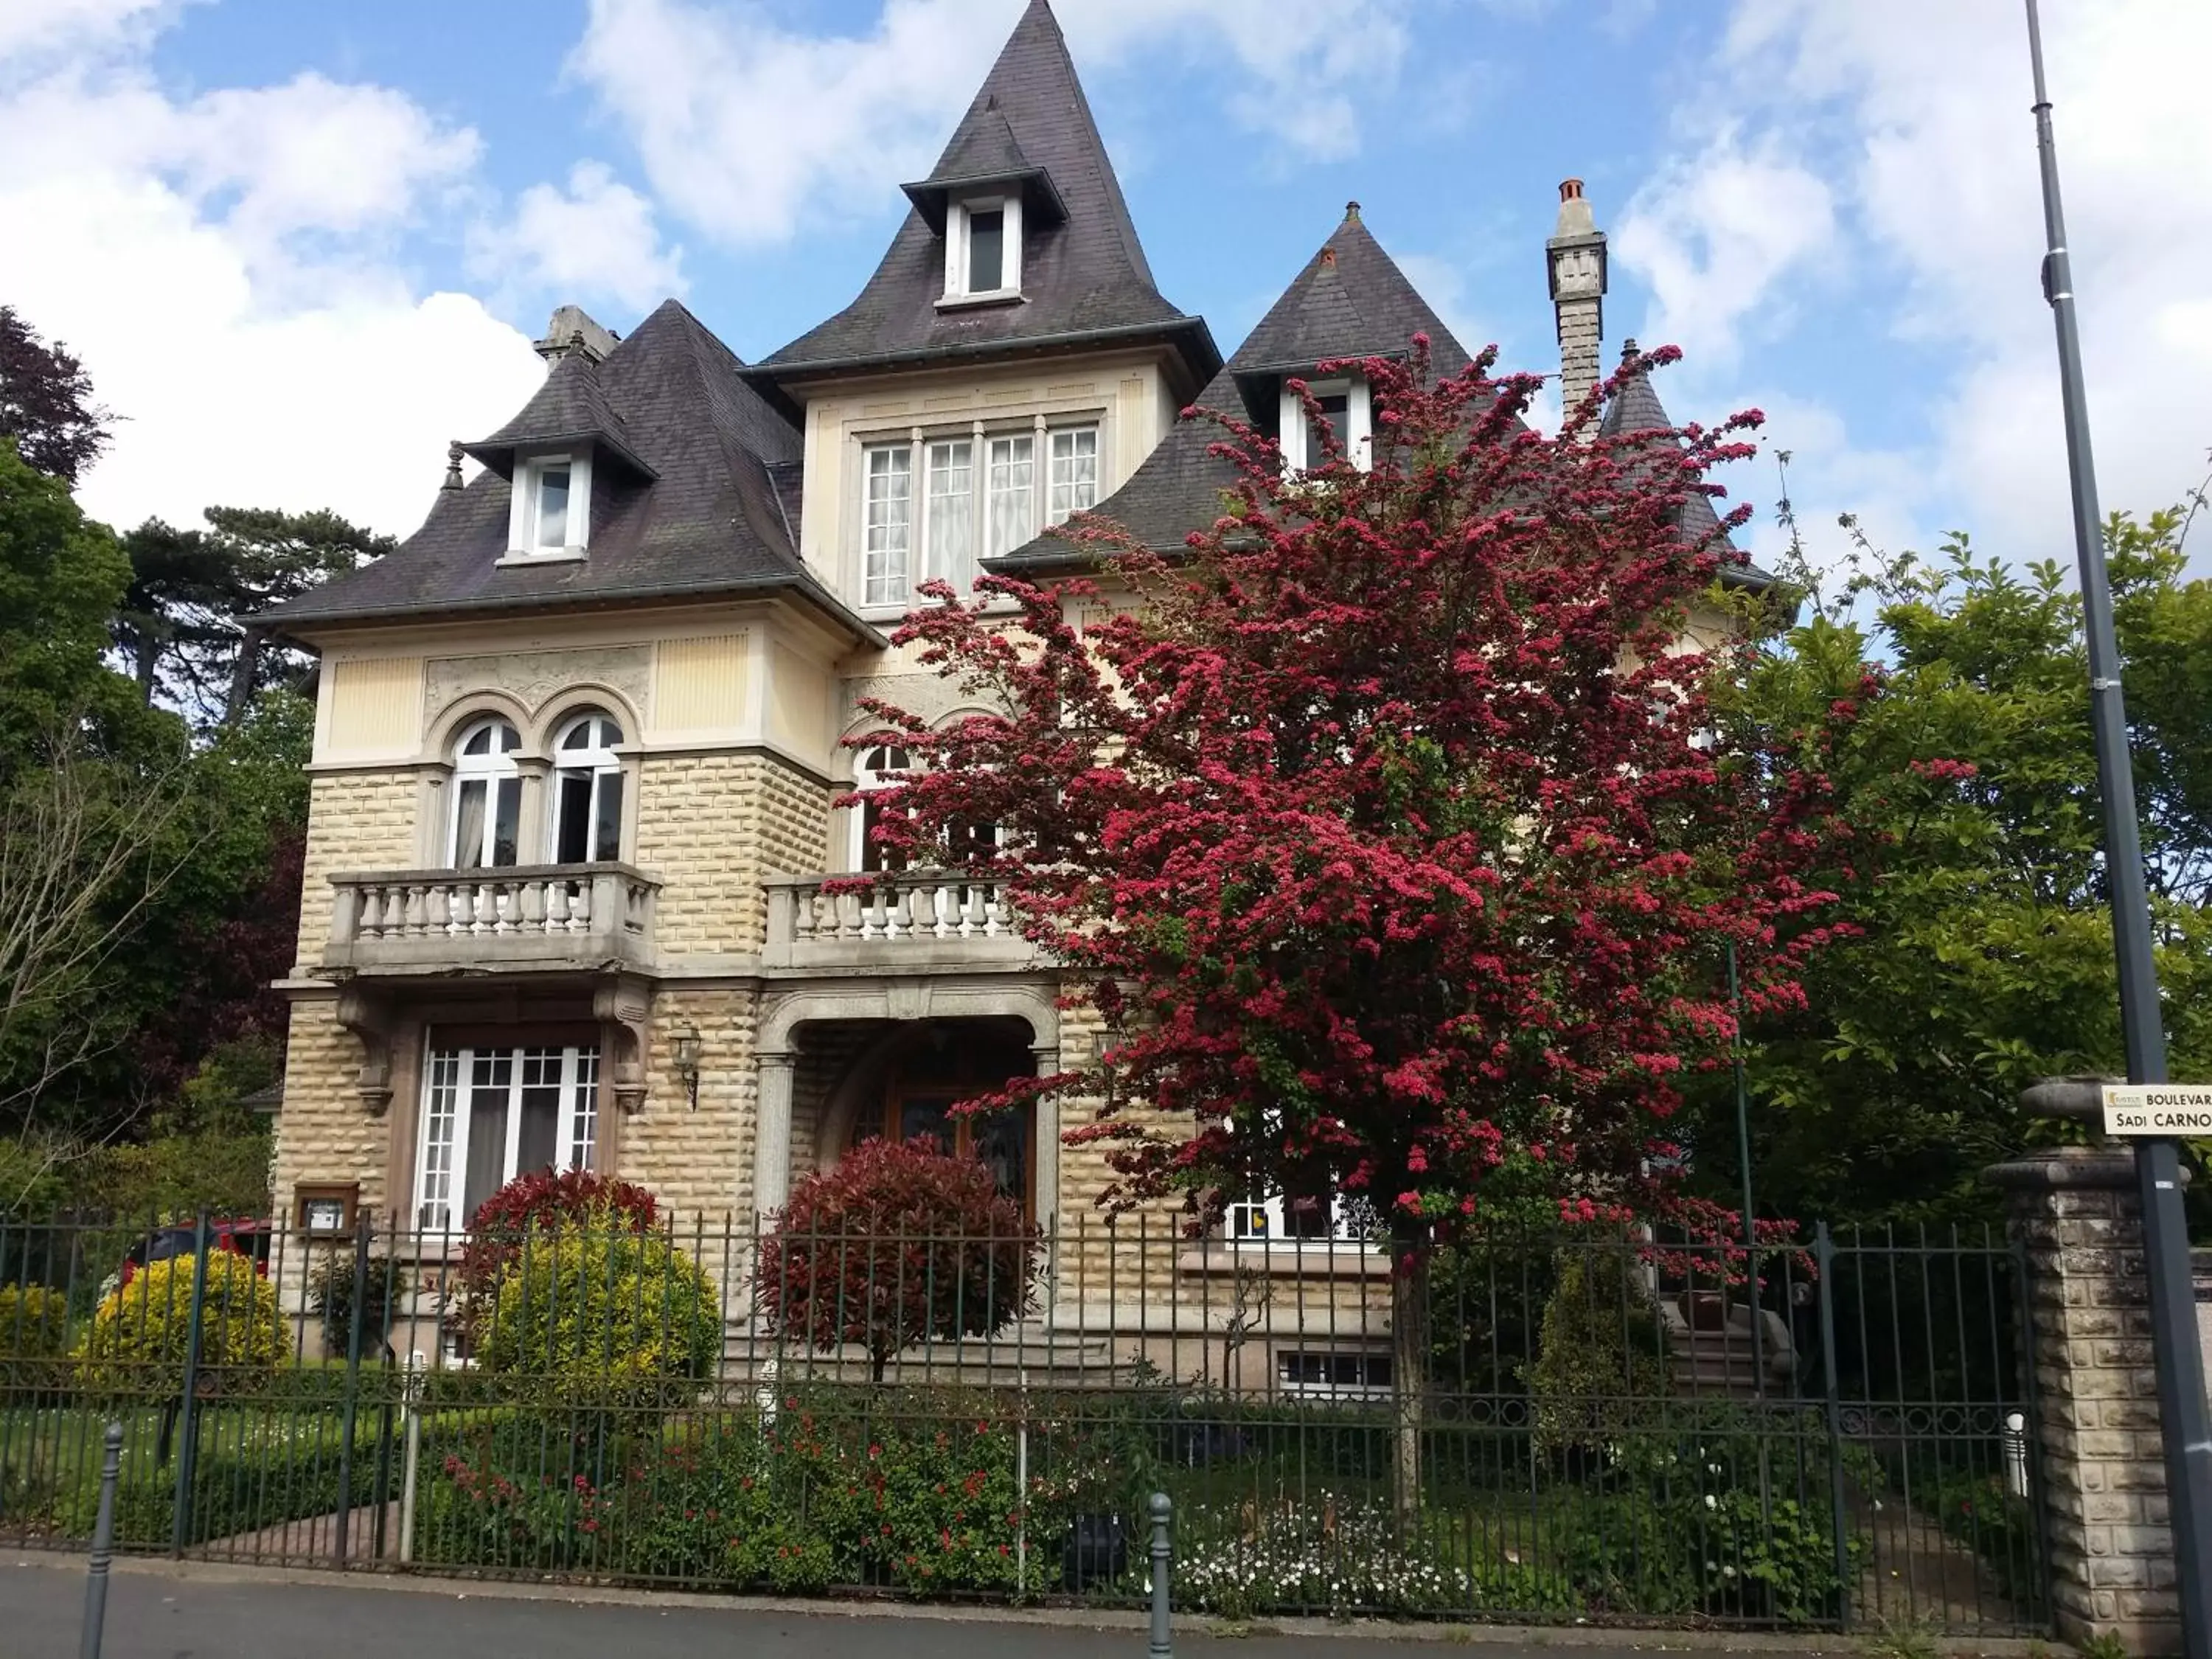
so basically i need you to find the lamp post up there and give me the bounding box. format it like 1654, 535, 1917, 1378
2023, 7, 2212, 1655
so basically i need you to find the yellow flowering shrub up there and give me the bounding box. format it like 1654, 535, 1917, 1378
75, 1252, 287, 1391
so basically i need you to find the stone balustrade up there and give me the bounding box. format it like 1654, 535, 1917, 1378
761, 872, 1034, 973
322, 863, 660, 975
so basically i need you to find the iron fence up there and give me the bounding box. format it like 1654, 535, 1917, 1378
0, 1210, 2048, 1633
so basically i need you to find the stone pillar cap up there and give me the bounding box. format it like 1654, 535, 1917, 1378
2019, 1074, 2118, 1123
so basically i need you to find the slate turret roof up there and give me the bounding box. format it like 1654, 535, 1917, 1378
1599, 338, 1774, 592
261, 300, 874, 637
749, 0, 1217, 404
992, 204, 1468, 573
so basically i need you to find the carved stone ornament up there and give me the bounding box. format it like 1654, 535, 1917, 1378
594, 972, 652, 1114
333, 985, 395, 1116
424, 646, 651, 730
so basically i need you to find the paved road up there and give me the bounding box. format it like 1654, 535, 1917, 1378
0, 1557, 1790, 1659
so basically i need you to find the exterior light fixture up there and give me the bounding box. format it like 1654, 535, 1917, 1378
672, 1021, 703, 1111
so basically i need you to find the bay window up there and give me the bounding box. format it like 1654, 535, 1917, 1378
859, 420, 1096, 608
415, 1043, 599, 1231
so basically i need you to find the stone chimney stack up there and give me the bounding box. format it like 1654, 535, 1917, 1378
1546, 179, 1608, 425
533, 304, 622, 371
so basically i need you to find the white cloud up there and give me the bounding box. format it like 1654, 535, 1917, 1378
0, 23, 567, 539
0, 0, 171, 62
469, 161, 686, 316
1620, 0, 2212, 571
570, 0, 1409, 246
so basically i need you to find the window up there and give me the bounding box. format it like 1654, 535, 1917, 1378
858, 422, 1091, 607
449, 718, 523, 869
1047, 427, 1098, 525
986, 434, 1035, 560
850, 742, 912, 873
863, 444, 914, 606
1278, 377, 1373, 474
942, 195, 1023, 302
551, 711, 625, 863
415, 1043, 599, 1230
507, 453, 593, 557
1277, 1349, 1394, 1401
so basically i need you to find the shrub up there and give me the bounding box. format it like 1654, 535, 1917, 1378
757, 1138, 1037, 1381
74, 1251, 286, 1393
307, 1248, 400, 1359
477, 1211, 721, 1413
453, 1170, 659, 1339
0, 1285, 73, 1397
1526, 1239, 1667, 1461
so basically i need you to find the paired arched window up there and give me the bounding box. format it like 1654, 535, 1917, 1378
851, 742, 911, 873
551, 711, 625, 863
449, 718, 522, 869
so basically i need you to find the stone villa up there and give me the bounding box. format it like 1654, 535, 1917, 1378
260, 0, 1748, 1380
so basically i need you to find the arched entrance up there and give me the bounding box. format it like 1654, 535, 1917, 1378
846, 1021, 1035, 1214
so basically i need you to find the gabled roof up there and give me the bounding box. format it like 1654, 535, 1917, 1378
994, 206, 1470, 574
751, 0, 1217, 400
1599, 338, 1775, 593
461, 348, 654, 481
262, 300, 875, 638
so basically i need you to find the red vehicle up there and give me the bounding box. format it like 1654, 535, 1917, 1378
114, 1220, 271, 1292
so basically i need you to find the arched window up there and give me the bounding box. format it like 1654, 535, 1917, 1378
550, 710, 625, 863
850, 742, 911, 873
449, 718, 522, 869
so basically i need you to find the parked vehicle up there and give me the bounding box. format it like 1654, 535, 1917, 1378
102, 1220, 272, 1298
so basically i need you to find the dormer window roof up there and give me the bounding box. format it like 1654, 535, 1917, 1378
899, 109, 1068, 237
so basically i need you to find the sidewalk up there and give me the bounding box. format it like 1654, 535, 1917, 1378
0, 1553, 1935, 1659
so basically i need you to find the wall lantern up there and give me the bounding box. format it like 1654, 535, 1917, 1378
672, 1021, 703, 1111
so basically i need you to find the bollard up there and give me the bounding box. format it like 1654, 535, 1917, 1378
1147, 1492, 1172, 1659
80, 1420, 123, 1659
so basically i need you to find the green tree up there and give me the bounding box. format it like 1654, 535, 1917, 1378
1700, 506, 2212, 1228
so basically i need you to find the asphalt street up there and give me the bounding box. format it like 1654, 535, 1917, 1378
0, 1557, 1844, 1659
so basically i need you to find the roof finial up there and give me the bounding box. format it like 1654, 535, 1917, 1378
1621, 336, 1640, 361
1345, 200, 1361, 222
442, 441, 465, 491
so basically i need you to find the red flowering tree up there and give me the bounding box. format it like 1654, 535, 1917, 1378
757, 1137, 1037, 1382
855, 341, 1865, 1498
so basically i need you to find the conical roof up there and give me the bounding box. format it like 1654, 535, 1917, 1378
754, 0, 1214, 395
1599, 338, 1773, 591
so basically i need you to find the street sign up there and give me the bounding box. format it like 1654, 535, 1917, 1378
2101, 1083, 2212, 1137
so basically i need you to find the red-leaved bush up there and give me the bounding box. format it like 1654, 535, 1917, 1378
756, 1138, 1037, 1381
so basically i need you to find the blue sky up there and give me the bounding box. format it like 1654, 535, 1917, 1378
4, 0, 2207, 580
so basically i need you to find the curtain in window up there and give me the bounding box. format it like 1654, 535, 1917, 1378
986, 434, 1034, 560
864, 445, 914, 605
925, 439, 976, 595
418, 1044, 600, 1228
1047, 427, 1098, 525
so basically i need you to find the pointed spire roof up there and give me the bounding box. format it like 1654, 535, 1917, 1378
262, 300, 877, 639
1599, 338, 1774, 592
754, 0, 1215, 400
1230, 204, 1470, 386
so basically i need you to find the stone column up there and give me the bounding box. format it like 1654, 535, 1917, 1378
1029, 1041, 1061, 1230
1989, 1141, 2183, 1655
754, 1051, 795, 1227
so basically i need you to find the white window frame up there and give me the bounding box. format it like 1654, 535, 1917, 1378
1225, 1190, 1368, 1245
1276, 1349, 1396, 1402
504, 451, 594, 561
548, 709, 627, 864
941, 194, 1023, 305
448, 717, 524, 869
849, 741, 913, 872
414, 1041, 601, 1231
855, 419, 1096, 613
1278, 376, 1372, 474
1046, 425, 1099, 526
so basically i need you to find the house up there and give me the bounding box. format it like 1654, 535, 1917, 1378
260, 0, 1747, 1385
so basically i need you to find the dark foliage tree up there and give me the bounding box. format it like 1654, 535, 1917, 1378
0, 307, 109, 487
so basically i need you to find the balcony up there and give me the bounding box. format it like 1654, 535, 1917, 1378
761, 872, 1037, 975
322, 863, 661, 978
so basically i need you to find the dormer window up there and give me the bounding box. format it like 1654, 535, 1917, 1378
942, 195, 1023, 305
506, 451, 593, 561
1278, 376, 1373, 474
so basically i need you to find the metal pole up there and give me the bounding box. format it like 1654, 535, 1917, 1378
2023, 9, 2212, 1656
1728, 942, 1765, 1395
1147, 1492, 1172, 1658
333, 1214, 371, 1565
169, 1213, 210, 1557
80, 1420, 122, 1659
1813, 1225, 1852, 1632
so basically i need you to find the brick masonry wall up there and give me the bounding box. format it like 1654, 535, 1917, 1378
1993, 1147, 2183, 1655
269, 996, 392, 1223
619, 986, 759, 1227
292, 771, 419, 967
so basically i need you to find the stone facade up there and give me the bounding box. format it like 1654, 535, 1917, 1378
1990, 1147, 2183, 1655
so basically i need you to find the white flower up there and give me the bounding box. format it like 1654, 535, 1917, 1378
1703, 1493, 1718, 1510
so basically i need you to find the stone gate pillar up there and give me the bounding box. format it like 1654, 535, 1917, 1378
1989, 1133, 2183, 1655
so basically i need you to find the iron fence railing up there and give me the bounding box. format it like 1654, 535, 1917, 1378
0, 1210, 2048, 1633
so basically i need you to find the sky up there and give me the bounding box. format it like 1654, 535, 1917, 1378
3, 0, 2208, 582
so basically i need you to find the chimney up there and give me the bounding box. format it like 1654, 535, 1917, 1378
533, 304, 622, 371
1545, 179, 1608, 428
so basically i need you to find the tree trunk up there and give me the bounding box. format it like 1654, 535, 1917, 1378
223, 628, 264, 726
1390, 1242, 1431, 1541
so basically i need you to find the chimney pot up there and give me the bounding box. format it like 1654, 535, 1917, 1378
1559, 178, 1584, 201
